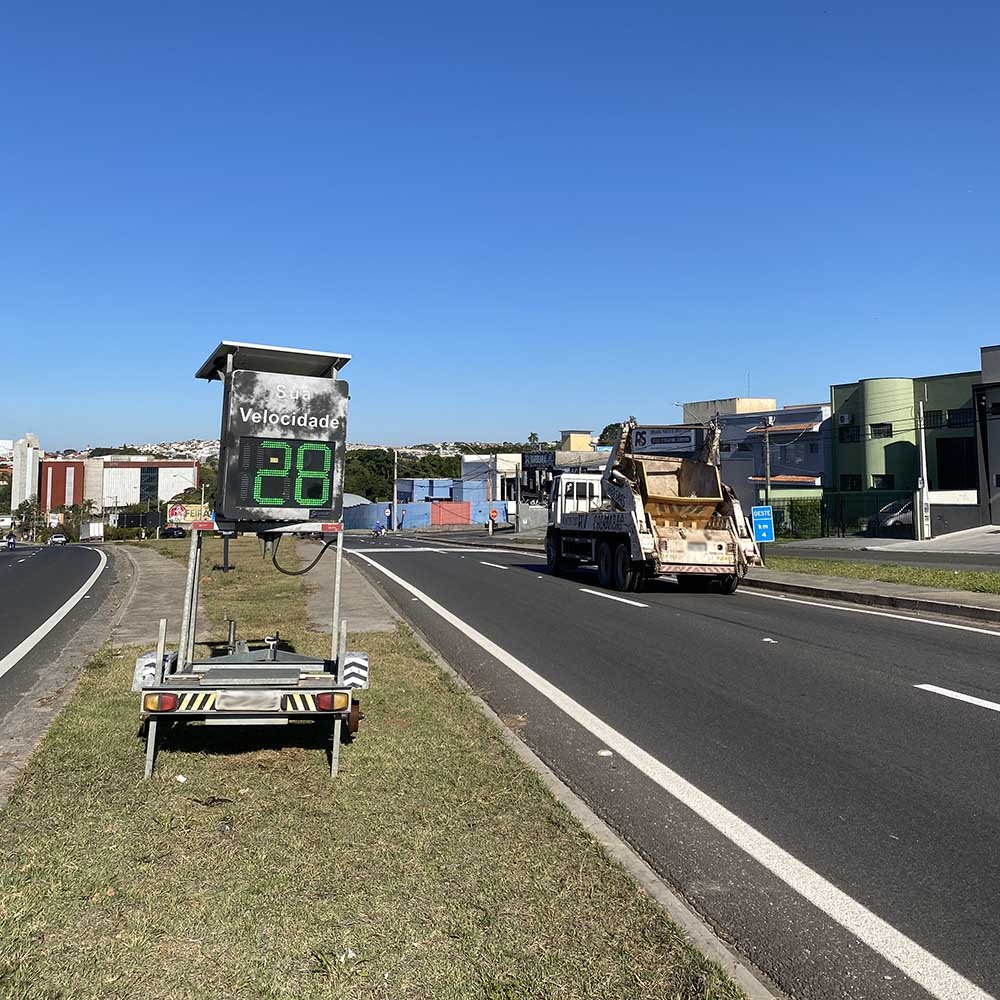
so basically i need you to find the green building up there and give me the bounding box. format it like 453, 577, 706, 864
831, 371, 979, 495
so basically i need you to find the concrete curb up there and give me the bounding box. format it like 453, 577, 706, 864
349, 553, 779, 999
410, 533, 1000, 625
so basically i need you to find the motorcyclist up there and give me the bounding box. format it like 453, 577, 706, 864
5, 530, 15, 551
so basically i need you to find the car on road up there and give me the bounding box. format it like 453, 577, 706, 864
48, 532, 68, 546
866, 498, 913, 536
161, 526, 186, 538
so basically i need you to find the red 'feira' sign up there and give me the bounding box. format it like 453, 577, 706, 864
191, 521, 216, 531
321, 523, 343, 533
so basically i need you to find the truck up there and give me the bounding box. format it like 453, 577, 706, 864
545, 418, 760, 594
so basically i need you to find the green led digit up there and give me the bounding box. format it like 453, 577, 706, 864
294, 442, 332, 506
254, 440, 292, 505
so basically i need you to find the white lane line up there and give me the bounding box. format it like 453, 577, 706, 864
741, 588, 1000, 638
17, 559, 25, 564
0, 549, 108, 682
353, 549, 991, 1000
915, 684, 1000, 714
579, 588, 648, 608
480, 561, 509, 571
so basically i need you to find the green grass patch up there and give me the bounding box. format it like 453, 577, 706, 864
0, 537, 743, 1000
766, 555, 1000, 594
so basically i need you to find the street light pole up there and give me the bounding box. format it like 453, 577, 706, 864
392, 449, 398, 531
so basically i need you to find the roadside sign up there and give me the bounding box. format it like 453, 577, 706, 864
751, 505, 774, 543
384, 507, 391, 520
489, 508, 498, 521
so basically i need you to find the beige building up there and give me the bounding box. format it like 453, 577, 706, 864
558, 429, 594, 451
682, 398, 777, 424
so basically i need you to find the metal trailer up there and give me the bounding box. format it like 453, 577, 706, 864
545, 418, 761, 594
135, 342, 368, 778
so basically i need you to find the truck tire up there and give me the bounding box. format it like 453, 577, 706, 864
545, 532, 562, 575
597, 542, 614, 588
613, 542, 638, 592
718, 573, 740, 595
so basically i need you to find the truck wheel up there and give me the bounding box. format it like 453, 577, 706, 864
597, 542, 614, 588
613, 543, 638, 592
545, 533, 562, 575
718, 573, 740, 595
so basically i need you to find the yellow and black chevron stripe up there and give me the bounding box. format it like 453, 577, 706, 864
177, 691, 218, 712
283, 692, 318, 712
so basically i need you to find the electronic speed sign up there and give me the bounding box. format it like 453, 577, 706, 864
211, 359, 349, 524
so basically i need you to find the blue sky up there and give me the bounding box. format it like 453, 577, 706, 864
1, 2, 998, 449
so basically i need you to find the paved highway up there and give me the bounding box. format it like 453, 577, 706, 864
0, 543, 110, 728
347, 535, 1000, 1000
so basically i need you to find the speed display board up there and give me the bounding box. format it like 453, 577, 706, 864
217, 369, 349, 523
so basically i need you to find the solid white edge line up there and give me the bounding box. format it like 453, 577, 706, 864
353, 549, 993, 1000
579, 587, 648, 608
915, 684, 1000, 713
741, 588, 1000, 638
0, 548, 108, 682
480, 561, 509, 570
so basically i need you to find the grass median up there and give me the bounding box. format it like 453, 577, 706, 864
0, 537, 744, 1000
766, 555, 1000, 594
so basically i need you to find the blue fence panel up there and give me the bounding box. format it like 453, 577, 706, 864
470, 501, 508, 525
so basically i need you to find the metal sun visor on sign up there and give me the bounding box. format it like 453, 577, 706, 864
218, 369, 349, 524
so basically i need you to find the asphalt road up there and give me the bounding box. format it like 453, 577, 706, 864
0, 543, 110, 729
347, 535, 1000, 1000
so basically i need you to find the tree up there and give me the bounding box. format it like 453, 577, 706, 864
527, 432, 540, 449
598, 423, 622, 446
0, 471, 10, 514
14, 497, 41, 539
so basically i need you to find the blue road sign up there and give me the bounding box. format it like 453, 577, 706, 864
751, 505, 774, 543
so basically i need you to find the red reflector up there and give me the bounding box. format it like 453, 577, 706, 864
159, 692, 178, 711
316, 692, 334, 711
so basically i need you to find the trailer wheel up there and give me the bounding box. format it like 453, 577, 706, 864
545, 533, 562, 575
613, 543, 638, 592
718, 573, 740, 595
597, 542, 614, 588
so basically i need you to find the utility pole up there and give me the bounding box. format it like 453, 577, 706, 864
763, 415, 774, 506
515, 463, 521, 534
918, 399, 931, 540
392, 449, 398, 532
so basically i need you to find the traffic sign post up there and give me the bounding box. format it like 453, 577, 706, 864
751, 505, 774, 562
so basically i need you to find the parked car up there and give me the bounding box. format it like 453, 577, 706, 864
162, 526, 186, 539
867, 499, 913, 536
48, 532, 68, 546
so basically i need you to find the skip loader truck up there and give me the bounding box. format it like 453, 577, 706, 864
545, 418, 761, 594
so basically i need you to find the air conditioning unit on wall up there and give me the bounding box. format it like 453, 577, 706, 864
838, 413, 853, 425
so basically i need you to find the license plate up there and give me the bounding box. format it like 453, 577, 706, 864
215, 690, 281, 712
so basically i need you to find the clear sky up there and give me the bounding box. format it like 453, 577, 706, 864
1, 2, 998, 449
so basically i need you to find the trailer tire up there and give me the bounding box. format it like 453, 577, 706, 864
613, 542, 638, 592
597, 542, 614, 588
545, 533, 562, 575
718, 573, 740, 595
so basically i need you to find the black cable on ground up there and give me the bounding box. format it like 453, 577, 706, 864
271, 534, 336, 576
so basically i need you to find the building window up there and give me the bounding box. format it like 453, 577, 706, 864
840, 474, 862, 491
872, 474, 895, 490
719, 442, 732, 453
869, 423, 893, 439
994, 474, 1000, 489
809, 442, 819, 454
991, 403, 1000, 417
737, 442, 753, 452
779, 445, 788, 462
923, 410, 943, 428
838, 425, 861, 443
948, 408, 974, 428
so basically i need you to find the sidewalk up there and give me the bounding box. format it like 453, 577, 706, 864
415, 530, 1000, 624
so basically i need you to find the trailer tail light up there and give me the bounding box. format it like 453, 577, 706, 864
143, 692, 178, 712
316, 692, 350, 712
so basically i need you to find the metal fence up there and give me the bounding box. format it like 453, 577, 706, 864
766, 491, 916, 541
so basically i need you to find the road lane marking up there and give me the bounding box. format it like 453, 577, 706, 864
17, 559, 25, 564
741, 589, 1000, 638
915, 684, 1000, 714
353, 549, 992, 1000
480, 561, 509, 571
0, 549, 107, 682
579, 588, 648, 608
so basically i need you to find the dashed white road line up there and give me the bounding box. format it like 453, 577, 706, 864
0, 549, 107, 682
915, 684, 1000, 714
480, 561, 509, 571
579, 588, 648, 608
353, 549, 992, 1000
741, 588, 1000, 638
